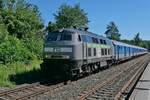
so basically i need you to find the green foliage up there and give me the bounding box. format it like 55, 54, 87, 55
144, 41, 150, 51
122, 39, 150, 52
1, 0, 43, 39
0, 24, 8, 43
0, 35, 34, 64
133, 32, 142, 46
22, 34, 43, 59
104, 21, 121, 40
0, 0, 3, 9
47, 3, 89, 32
46, 21, 58, 32
0, 0, 44, 64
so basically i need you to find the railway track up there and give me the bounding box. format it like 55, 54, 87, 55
0, 55, 149, 100
77, 54, 150, 100
0, 81, 66, 100
114, 56, 149, 100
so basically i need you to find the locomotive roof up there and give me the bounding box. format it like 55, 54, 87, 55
55, 28, 108, 39
54, 28, 97, 36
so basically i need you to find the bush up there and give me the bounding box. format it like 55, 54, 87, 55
0, 24, 8, 43
22, 34, 43, 59
0, 35, 36, 64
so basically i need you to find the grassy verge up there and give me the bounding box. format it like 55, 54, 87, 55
0, 60, 41, 88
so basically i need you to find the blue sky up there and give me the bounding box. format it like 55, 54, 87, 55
27, 0, 150, 40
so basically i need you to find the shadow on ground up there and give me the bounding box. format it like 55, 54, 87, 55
9, 65, 108, 86
9, 68, 67, 85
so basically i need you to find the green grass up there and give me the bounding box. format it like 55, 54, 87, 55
0, 60, 41, 88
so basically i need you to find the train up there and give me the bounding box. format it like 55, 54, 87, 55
40, 28, 148, 79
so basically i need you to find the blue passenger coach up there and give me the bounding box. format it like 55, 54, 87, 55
112, 40, 147, 61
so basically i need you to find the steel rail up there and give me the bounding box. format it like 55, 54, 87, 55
114, 58, 149, 100
0, 82, 39, 97
77, 56, 148, 100
0, 81, 67, 100
16, 82, 65, 100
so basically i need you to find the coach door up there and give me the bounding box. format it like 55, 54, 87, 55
114, 45, 117, 60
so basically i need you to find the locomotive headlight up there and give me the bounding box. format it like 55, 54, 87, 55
44, 47, 53, 52
62, 55, 70, 59
44, 54, 51, 58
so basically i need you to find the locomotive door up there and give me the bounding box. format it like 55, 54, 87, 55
83, 43, 87, 60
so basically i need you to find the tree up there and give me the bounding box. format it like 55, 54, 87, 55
0, 0, 44, 64
0, 24, 8, 43
121, 33, 150, 51
0, 0, 3, 9
104, 21, 121, 40
47, 4, 89, 32
46, 21, 58, 32
133, 32, 142, 46
1, 0, 43, 39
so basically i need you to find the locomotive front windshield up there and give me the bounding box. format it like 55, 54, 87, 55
47, 32, 72, 41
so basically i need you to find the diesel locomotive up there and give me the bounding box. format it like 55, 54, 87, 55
41, 28, 147, 79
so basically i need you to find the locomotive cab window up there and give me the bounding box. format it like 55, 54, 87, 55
60, 33, 72, 41
47, 32, 72, 41
47, 33, 58, 41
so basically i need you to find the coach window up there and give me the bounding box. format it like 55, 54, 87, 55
95, 38, 99, 43
108, 49, 110, 55
105, 49, 107, 55
101, 49, 104, 55
92, 37, 98, 44
103, 40, 106, 44
99, 39, 103, 44
78, 35, 81, 42
94, 48, 96, 56
87, 36, 92, 43
81, 35, 87, 42
92, 37, 94, 43
120, 46, 122, 54
92, 37, 95, 43
88, 48, 92, 57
